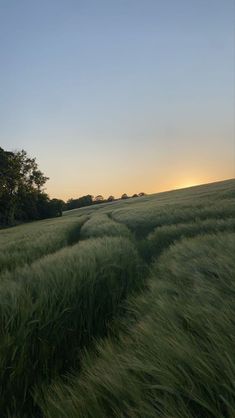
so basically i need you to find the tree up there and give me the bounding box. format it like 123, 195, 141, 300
121, 193, 129, 199
0, 147, 23, 224
94, 195, 104, 203
0, 147, 50, 225
66, 195, 93, 210
107, 195, 115, 202
48, 199, 64, 217
132, 193, 138, 198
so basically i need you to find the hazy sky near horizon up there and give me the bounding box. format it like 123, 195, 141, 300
0, 0, 234, 200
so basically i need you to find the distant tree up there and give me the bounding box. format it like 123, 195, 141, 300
66, 195, 93, 210
121, 193, 129, 199
138, 192, 146, 197
107, 195, 115, 202
66, 198, 75, 210
132, 193, 138, 198
94, 195, 104, 203
48, 199, 64, 217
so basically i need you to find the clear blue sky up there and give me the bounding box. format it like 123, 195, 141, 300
0, 0, 234, 199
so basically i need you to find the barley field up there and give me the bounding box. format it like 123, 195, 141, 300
0, 179, 234, 418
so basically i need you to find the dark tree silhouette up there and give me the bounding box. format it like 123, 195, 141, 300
66, 195, 93, 210
0, 147, 62, 226
94, 195, 104, 203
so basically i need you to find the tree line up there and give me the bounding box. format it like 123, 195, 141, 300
0, 147, 146, 226
65, 192, 146, 211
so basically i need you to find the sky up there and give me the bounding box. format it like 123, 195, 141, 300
0, 0, 234, 200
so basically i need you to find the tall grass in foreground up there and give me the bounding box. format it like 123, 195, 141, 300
0, 179, 234, 417
0, 236, 142, 416
0, 215, 87, 276
38, 232, 235, 418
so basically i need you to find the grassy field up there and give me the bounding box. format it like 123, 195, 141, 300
0, 179, 234, 417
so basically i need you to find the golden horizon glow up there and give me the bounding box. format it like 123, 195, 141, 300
46, 176, 234, 202
173, 180, 201, 190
